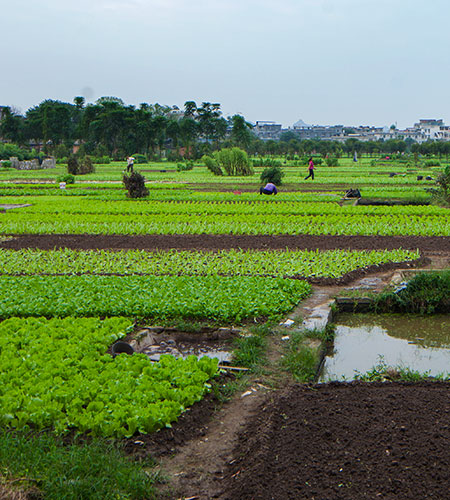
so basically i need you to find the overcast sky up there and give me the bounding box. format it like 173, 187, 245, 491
2, 0, 449, 128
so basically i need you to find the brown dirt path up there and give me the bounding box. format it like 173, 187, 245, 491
1, 234, 450, 253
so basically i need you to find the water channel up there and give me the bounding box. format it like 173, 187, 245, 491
320, 313, 450, 381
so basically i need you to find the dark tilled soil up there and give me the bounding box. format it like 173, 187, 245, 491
2, 234, 450, 252
220, 382, 450, 500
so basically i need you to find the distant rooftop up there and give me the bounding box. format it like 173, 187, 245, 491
292, 118, 311, 128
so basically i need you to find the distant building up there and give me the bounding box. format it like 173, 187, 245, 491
413, 119, 446, 141
253, 121, 283, 141
291, 124, 344, 140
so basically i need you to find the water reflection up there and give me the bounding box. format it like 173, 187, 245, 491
321, 313, 450, 381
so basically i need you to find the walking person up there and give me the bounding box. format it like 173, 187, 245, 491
259, 182, 278, 195
304, 157, 315, 180
126, 156, 135, 173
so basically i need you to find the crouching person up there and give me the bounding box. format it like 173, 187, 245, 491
259, 182, 278, 195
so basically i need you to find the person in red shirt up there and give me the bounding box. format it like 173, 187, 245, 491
304, 157, 315, 180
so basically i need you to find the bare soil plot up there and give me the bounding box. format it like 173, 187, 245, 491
221, 382, 450, 500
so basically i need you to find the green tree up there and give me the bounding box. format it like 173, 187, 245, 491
184, 101, 197, 118
0, 107, 24, 144
231, 114, 253, 149
179, 117, 199, 158
73, 96, 85, 109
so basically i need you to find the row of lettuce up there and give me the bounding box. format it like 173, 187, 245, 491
2, 196, 447, 215
2, 211, 449, 235
0, 183, 433, 201
0, 248, 419, 279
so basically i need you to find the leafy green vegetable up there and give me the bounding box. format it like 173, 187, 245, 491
0, 317, 218, 437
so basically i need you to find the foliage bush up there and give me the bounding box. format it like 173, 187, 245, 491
260, 166, 285, 186
132, 153, 148, 164
122, 171, 149, 198
252, 157, 282, 168
0, 160, 11, 168
214, 147, 253, 176
202, 155, 223, 176
427, 165, 450, 206
56, 174, 75, 184
91, 156, 110, 164
67, 156, 79, 175
375, 270, 450, 314
423, 159, 441, 167
0, 143, 32, 161
67, 156, 95, 175
177, 160, 194, 172
326, 156, 339, 167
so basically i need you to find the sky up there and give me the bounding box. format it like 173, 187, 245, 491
2, 0, 450, 128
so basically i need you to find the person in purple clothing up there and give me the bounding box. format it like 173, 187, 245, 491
259, 182, 278, 195
304, 157, 315, 180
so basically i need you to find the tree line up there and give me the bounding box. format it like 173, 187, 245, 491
2, 96, 450, 160
0, 97, 253, 160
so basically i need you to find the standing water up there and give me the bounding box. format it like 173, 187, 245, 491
321, 313, 450, 381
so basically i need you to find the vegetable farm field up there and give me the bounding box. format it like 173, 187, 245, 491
0, 157, 449, 499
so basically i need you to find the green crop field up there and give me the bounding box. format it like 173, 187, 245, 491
0, 154, 448, 498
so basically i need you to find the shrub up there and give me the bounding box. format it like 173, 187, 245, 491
122, 171, 149, 198
132, 153, 148, 164
214, 147, 253, 176
202, 155, 223, 176
67, 156, 79, 175
326, 156, 339, 167
0, 160, 11, 168
0, 143, 31, 161
423, 159, 441, 167
375, 270, 450, 314
67, 156, 95, 175
252, 157, 282, 168
430, 166, 450, 206
57, 174, 75, 184
78, 156, 95, 174
260, 166, 285, 186
91, 156, 110, 164
177, 161, 194, 172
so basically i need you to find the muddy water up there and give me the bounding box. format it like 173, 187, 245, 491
321, 313, 450, 381
142, 340, 232, 364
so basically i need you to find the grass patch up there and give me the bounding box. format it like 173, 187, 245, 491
304, 323, 336, 342
0, 430, 156, 500
232, 335, 267, 370
280, 332, 318, 382
354, 356, 450, 382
